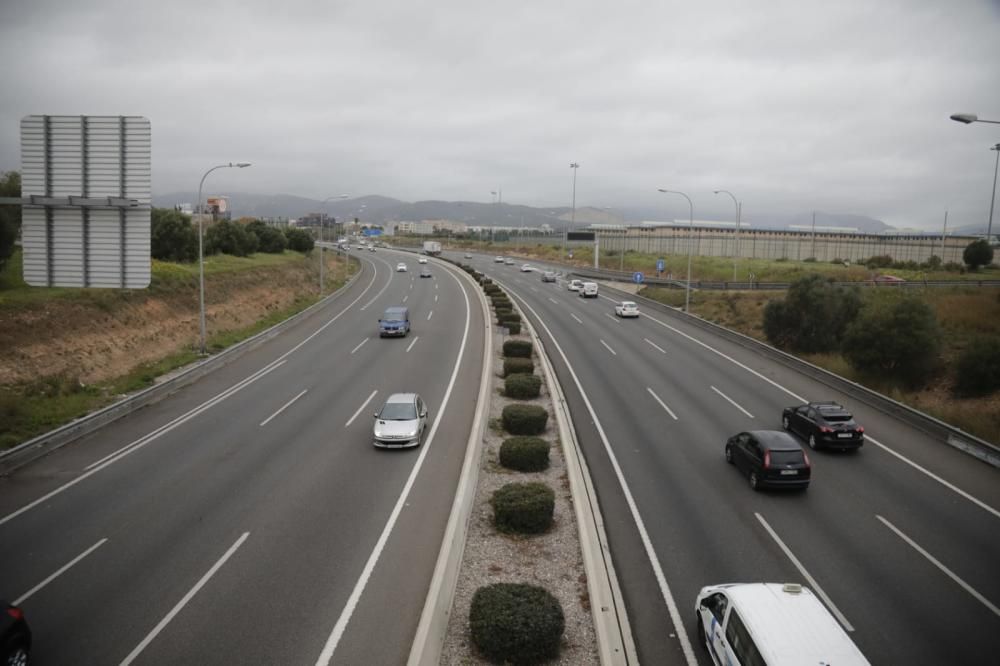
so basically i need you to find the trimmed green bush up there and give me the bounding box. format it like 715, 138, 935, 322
503, 357, 535, 377
498, 312, 522, 325
481, 277, 493, 285
503, 339, 533, 358
491, 296, 511, 307
506, 321, 522, 334
501, 403, 548, 434
491, 482, 555, 534
505, 373, 542, 399
499, 436, 550, 472
470, 583, 564, 664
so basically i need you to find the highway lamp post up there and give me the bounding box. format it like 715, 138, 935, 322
569, 162, 579, 230
318, 194, 349, 294
657, 188, 694, 313
949, 113, 1000, 241
713, 189, 741, 281
196, 162, 251, 355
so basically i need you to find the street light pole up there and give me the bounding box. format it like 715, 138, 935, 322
569, 162, 579, 230
318, 194, 349, 294
714, 189, 740, 281
657, 188, 694, 313
196, 162, 251, 355
988, 144, 1000, 241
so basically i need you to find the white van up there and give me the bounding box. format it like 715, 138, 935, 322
579, 282, 598, 298
695, 583, 869, 666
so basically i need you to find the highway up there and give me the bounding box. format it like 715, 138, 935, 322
452, 251, 1000, 665
0, 249, 487, 665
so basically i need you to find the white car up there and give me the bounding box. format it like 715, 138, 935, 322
505, 258, 515, 265
396, 263, 408, 272
615, 301, 639, 317
579, 282, 599, 298
464, 253, 473, 259
567, 279, 583, 292
418, 257, 428, 264
520, 264, 533, 272
372, 393, 428, 448
494, 256, 505, 263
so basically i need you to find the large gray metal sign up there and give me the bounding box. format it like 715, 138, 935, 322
20, 115, 151, 288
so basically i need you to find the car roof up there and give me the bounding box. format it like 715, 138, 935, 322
722, 584, 868, 664
384, 392, 417, 404
621, 301, 636, 306
384, 306, 407, 315
749, 430, 802, 451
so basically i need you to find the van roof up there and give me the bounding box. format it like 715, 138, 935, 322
384, 306, 408, 316
725, 584, 868, 665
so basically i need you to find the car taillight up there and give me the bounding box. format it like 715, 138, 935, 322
763, 451, 771, 469
6, 606, 23, 621
820, 426, 833, 433
803, 451, 811, 468
857, 426, 864, 433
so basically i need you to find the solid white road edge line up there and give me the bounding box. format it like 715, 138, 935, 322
508, 287, 697, 665
640, 310, 1000, 520
646, 388, 678, 421
259, 389, 309, 427
14, 537, 108, 605
405, 336, 420, 353
360, 256, 397, 310
710, 385, 754, 418
119, 532, 250, 666
350, 338, 369, 355
408, 263, 492, 665
316, 260, 472, 666
345, 390, 379, 428
754, 512, 854, 632
644, 338, 667, 354
876, 515, 1000, 617
600, 340, 618, 356
571, 313, 583, 324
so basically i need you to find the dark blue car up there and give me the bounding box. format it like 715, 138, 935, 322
379, 306, 410, 338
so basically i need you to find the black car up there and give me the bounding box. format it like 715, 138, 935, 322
725, 431, 811, 491
1, 602, 31, 666
781, 401, 864, 451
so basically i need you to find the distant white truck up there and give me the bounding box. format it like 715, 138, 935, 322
422, 241, 442, 256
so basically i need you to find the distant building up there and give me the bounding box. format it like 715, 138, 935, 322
204, 196, 231, 220
396, 219, 469, 235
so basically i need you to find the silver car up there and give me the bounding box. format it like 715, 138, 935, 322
373, 393, 428, 448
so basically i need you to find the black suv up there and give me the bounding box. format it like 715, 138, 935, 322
725, 431, 811, 491
781, 401, 864, 451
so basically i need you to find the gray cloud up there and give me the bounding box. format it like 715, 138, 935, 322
1, 0, 998, 229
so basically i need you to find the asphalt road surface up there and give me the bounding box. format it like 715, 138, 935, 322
0, 249, 486, 665
454, 251, 1000, 666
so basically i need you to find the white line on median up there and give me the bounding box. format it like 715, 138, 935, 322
530, 286, 539, 293
427, 310, 434, 321
876, 515, 1000, 617
605, 313, 621, 323
434, 294, 438, 302
570, 313, 583, 324
644, 338, 667, 354
646, 388, 678, 420
345, 390, 378, 428
755, 513, 854, 632
710, 385, 754, 418
406, 336, 420, 353
403, 295, 408, 303
600, 340, 617, 356
350, 338, 369, 355
548, 297, 559, 304
120, 532, 250, 666
14, 538, 108, 605
259, 389, 308, 427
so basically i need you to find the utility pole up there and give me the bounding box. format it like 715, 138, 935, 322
569, 162, 579, 230
940, 210, 948, 260
811, 211, 817, 259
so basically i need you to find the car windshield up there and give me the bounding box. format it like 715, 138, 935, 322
770, 450, 804, 465
379, 403, 416, 420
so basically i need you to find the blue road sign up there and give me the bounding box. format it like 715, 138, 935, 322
633, 271, 644, 284
656, 258, 665, 272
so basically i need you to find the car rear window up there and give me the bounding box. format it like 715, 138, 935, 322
770, 450, 805, 465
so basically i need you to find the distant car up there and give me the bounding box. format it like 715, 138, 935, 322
725, 431, 811, 490
567, 279, 583, 291
373, 393, 428, 448
396, 263, 408, 272
378, 306, 410, 337
494, 256, 505, 263
874, 274, 906, 285
615, 301, 639, 317
1, 602, 31, 666
464, 253, 473, 259
420, 267, 432, 278
541, 271, 557, 283
520, 264, 533, 272
505, 258, 516, 265
368, 246, 376, 252
782, 401, 864, 450
579, 282, 598, 298
418, 256, 428, 264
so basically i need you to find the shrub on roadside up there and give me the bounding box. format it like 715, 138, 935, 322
469, 583, 564, 664
498, 312, 522, 325
954, 337, 1000, 397
505, 373, 542, 399
504, 357, 535, 377
842, 296, 941, 387
491, 482, 555, 534
285, 227, 314, 252
963, 239, 994, 271
503, 339, 533, 358
762, 274, 861, 352
499, 436, 550, 472
501, 403, 548, 434
506, 321, 522, 334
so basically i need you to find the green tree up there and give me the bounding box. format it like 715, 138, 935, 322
205, 220, 258, 257
762, 274, 862, 352
954, 337, 1000, 397
0, 171, 21, 273
842, 296, 942, 387
284, 227, 314, 253
963, 239, 994, 271
151, 207, 198, 262
246, 220, 287, 253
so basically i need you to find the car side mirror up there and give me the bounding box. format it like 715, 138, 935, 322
378, 319, 382, 324
420, 410, 428, 418
373, 412, 379, 418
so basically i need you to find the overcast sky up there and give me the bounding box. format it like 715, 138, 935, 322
2, 0, 999, 229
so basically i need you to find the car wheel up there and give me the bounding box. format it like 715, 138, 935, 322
781, 415, 790, 430
5, 645, 29, 666
725, 445, 733, 464
749, 471, 760, 491
808, 434, 819, 450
